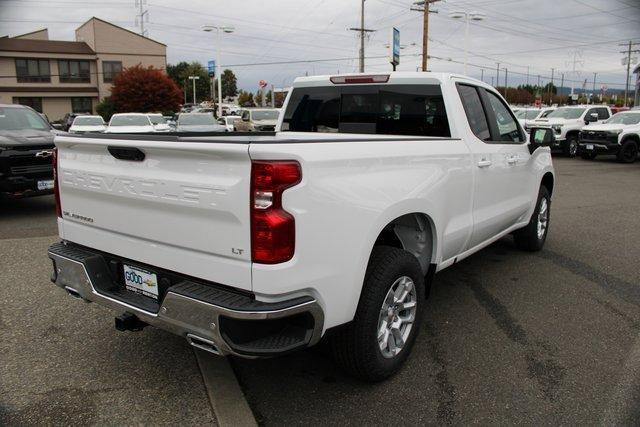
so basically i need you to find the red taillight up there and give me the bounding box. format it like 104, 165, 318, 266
52, 147, 62, 218
251, 160, 301, 264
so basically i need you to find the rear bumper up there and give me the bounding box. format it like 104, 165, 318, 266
48, 241, 324, 357
0, 176, 53, 197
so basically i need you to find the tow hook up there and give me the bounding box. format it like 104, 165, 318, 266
115, 312, 147, 332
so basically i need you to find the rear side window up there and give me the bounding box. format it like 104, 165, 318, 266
282, 84, 450, 137
457, 84, 490, 141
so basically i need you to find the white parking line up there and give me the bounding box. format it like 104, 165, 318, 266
194, 349, 257, 427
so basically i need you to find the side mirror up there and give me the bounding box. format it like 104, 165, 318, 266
585, 113, 598, 124
528, 127, 554, 154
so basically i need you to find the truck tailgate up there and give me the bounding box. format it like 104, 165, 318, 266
55, 135, 252, 291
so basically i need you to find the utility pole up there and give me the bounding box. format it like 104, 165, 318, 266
135, 0, 148, 36
560, 73, 564, 104
349, 0, 375, 72
496, 62, 500, 89
504, 68, 508, 100
411, 0, 440, 71
592, 72, 597, 104
619, 40, 640, 107
491, 76, 494, 86
548, 68, 555, 105
526, 66, 530, 85
480, 68, 484, 83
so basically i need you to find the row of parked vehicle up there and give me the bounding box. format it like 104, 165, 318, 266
513, 105, 640, 163
65, 108, 281, 134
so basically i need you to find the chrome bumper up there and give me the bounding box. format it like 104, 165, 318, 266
48, 241, 324, 357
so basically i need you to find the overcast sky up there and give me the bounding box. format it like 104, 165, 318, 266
1, 0, 639, 93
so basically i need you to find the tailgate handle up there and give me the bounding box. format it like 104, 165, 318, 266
107, 146, 145, 162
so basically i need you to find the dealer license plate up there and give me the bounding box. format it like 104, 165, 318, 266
586, 144, 594, 150
37, 180, 54, 190
123, 264, 159, 300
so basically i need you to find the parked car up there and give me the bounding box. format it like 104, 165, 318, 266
578, 110, 640, 162
106, 113, 156, 133
176, 113, 227, 132
218, 115, 240, 132
61, 112, 88, 132
233, 108, 280, 132
515, 107, 555, 131
69, 115, 106, 134
48, 72, 555, 381
147, 114, 171, 132
531, 105, 612, 157
0, 104, 55, 198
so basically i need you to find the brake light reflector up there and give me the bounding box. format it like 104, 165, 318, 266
330, 74, 390, 84
251, 160, 301, 264
52, 147, 62, 218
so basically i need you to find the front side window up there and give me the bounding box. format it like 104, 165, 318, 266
15, 59, 50, 83
59, 60, 90, 83
456, 84, 490, 141
13, 97, 43, 113
282, 84, 450, 137
484, 91, 524, 143
595, 108, 610, 120
71, 97, 92, 113
102, 61, 122, 83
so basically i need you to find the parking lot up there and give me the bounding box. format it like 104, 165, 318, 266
1, 157, 639, 425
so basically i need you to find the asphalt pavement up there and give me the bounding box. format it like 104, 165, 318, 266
1, 156, 639, 425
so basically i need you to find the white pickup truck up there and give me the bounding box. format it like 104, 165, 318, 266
48, 73, 555, 381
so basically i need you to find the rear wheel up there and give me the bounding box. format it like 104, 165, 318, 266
616, 140, 638, 163
514, 186, 550, 252
329, 246, 424, 382
563, 135, 578, 157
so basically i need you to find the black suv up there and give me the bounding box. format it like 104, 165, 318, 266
0, 104, 56, 198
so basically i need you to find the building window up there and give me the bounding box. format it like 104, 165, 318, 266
102, 61, 122, 83
13, 97, 43, 113
59, 60, 90, 83
71, 97, 92, 113
15, 59, 50, 83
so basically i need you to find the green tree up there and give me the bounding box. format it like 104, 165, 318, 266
237, 90, 255, 107
221, 69, 238, 99
166, 61, 211, 103
96, 97, 116, 121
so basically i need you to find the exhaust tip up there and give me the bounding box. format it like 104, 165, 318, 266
186, 334, 220, 355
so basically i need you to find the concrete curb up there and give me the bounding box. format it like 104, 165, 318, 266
194, 349, 257, 427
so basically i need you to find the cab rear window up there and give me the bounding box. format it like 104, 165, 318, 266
281, 84, 450, 137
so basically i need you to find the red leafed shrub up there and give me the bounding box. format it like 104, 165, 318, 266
110, 65, 183, 113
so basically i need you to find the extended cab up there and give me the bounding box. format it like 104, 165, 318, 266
531, 105, 611, 157
0, 104, 56, 198
48, 73, 555, 381
578, 110, 640, 162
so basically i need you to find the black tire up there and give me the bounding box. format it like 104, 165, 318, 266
563, 135, 578, 158
514, 186, 550, 252
581, 151, 597, 160
329, 246, 425, 382
616, 140, 638, 163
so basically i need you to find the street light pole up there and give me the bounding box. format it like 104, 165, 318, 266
203, 24, 235, 117
449, 11, 485, 76
188, 75, 199, 105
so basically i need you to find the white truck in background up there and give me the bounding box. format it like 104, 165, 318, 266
48, 73, 555, 381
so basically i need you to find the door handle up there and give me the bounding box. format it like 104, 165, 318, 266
477, 159, 492, 168
507, 155, 518, 165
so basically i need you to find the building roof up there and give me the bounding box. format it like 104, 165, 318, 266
78, 17, 167, 47
0, 38, 95, 54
